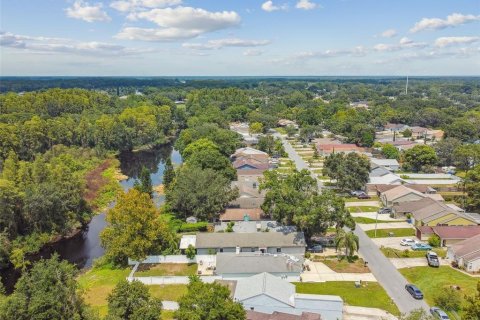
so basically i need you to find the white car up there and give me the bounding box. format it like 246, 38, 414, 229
400, 238, 417, 246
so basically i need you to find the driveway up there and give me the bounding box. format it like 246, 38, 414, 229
302, 261, 377, 283
390, 258, 449, 269
350, 212, 400, 221
345, 201, 381, 207
359, 222, 413, 231
372, 237, 414, 250
344, 306, 398, 320
353, 226, 430, 314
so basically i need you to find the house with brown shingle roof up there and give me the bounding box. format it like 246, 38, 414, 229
447, 234, 480, 272
416, 225, 480, 246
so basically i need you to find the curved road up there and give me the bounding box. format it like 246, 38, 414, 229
274, 131, 429, 315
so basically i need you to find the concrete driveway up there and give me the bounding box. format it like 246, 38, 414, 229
389, 258, 449, 269
302, 261, 377, 283
359, 222, 413, 231
350, 212, 400, 221
344, 306, 398, 320
372, 237, 414, 250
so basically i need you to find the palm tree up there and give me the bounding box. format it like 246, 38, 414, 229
335, 229, 359, 258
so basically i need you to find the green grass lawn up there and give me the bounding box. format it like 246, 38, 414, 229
400, 266, 479, 318
77, 264, 188, 318
135, 263, 197, 277
353, 217, 397, 224
348, 206, 380, 213
295, 282, 400, 315
162, 310, 175, 320
274, 127, 287, 134
381, 247, 446, 258
365, 228, 414, 238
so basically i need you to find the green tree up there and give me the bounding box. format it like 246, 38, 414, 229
428, 234, 441, 247
249, 122, 263, 134
285, 125, 297, 137
323, 153, 370, 192
0, 255, 95, 320
174, 276, 246, 320
402, 128, 412, 138
464, 281, 480, 320
133, 166, 153, 197
163, 157, 175, 189
381, 143, 400, 160
351, 123, 375, 147
453, 144, 480, 172
101, 189, 173, 264
335, 229, 359, 258
166, 166, 238, 221
465, 165, 480, 211
434, 138, 461, 167
185, 245, 196, 260
433, 287, 462, 312
0, 179, 23, 238
184, 140, 236, 180
106, 280, 162, 320
402, 145, 438, 172
398, 309, 434, 320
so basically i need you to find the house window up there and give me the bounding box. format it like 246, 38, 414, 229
219, 248, 223, 253
276, 248, 282, 253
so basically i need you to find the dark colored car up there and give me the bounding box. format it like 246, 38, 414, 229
307, 245, 324, 253
378, 208, 392, 214
405, 284, 424, 299
357, 192, 371, 199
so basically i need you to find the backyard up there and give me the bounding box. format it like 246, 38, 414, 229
365, 228, 415, 238
294, 281, 400, 315
400, 266, 479, 317
134, 263, 197, 277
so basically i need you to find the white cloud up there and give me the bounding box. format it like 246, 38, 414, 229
243, 49, 264, 56
374, 37, 428, 51
261, 1, 287, 12
0, 31, 150, 56
295, 0, 317, 10
182, 38, 270, 50
110, 0, 182, 12
410, 13, 480, 33
435, 36, 480, 47
380, 29, 397, 38
65, 1, 111, 22
116, 6, 241, 41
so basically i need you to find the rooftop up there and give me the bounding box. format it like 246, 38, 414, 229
219, 208, 265, 221
451, 234, 480, 260
216, 253, 304, 275
234, 272, 295, 306
246, 311, 321, 320
195, 231, 306, 248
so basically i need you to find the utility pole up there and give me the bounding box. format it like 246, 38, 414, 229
405, 75, 409, 95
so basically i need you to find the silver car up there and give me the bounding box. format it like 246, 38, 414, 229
430, 307, 449, 319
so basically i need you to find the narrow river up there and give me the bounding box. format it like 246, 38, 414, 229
1, 144, 182, 292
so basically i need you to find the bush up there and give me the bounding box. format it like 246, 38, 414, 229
178, 222, 208, 233
433, 287, 462, 311
428, 235, 441, 248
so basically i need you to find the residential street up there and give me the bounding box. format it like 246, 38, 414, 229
275, 131, 429, 315
353, 226, 430, 314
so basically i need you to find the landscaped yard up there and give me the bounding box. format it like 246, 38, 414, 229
353, 217, 397, 224
344, 196, 380, 202
380, 247, 446, 258
365, 228, 415, 238
135, 263, 197, 277
348, 206, 380, 213
400, 266, 479, 318
321, 258, 370, 273
77, 263, 188, 318
294, 282, 400, 315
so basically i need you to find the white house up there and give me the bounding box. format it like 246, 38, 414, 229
370, 158, 400, 171
447, 234, 480, 272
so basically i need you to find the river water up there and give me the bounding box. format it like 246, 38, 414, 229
1, 144, 182, 292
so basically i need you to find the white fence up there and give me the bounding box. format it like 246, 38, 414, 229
128, 255, 215, 266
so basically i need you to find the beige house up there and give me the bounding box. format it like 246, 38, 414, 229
447, 234, 480, 272
380, 185, 433, 207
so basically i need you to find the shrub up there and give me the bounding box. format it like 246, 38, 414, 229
433, 287, 462, 311
428, 235, 441, 248
178, 222, 208, 233
185, 245, 196, 260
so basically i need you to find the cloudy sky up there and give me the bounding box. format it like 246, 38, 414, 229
1, 0, 479, 75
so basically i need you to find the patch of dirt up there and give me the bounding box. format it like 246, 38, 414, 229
84, 160, 111, 207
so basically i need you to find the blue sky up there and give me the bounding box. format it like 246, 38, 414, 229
1, 0, 479, 75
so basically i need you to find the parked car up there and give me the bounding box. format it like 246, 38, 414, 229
405, 284, 424, 299
430, 307, 450, 319
378, 207, 392, 214
411, 243, 432, 251
400, 238, 417, 246
307, 245, 324, 253
350, 190, 363, 196
356, 192, 371, 199
426, 251, 440, 267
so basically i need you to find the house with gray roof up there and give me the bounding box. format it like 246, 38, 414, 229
194, 232, 306, 255
447, 234, 480, 272
230, 272, 343, 320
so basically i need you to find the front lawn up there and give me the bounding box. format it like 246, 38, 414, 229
321, 258, 370, 273
344, 196, 380, 202
135, 263, 197, 277
380, 247, 446, 258
365, 228, 414, 238
400, 266, 479, 317
353, 217, 397, 224
294, 281, 400, 315
348, 206, 380, 213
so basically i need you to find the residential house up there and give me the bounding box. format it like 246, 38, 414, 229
219, 208, 265, 222
214, 221, 296, 233
247, 310, 321, 320
230, 272, 343, 320
369, 164, 391, 178
390, 140, 418, 151
278, 119, 299, 129
193, 232, 306, 255
369, 183, 436, 196
316, 143, 366, 156
416, 225, 480, 246
384, 123, 409, 132
229, 174, 266, 209
447, 234, 480, 272
232, 147, 269, 162
393, 197, 478, 226
233, 158, 270, 171
409, 126, 428, 139
370, 158, 400, 171
215, 253, 303, 278
368, 173, 405, 186
380, 185, 443, 207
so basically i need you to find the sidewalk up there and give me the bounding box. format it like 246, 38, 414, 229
344, 306, 397, 320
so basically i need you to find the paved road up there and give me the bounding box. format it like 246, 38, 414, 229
353, 226, 430, 314
273, 132, 324, 191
